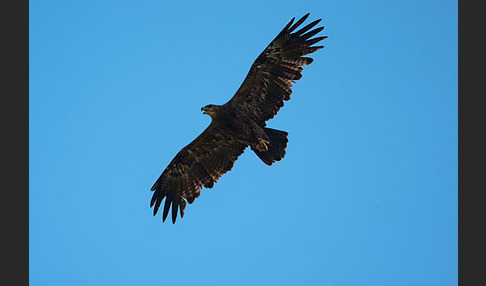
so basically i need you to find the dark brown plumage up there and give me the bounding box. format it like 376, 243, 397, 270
150, 13, 326, 223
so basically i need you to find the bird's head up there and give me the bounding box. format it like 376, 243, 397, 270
201, 104, 220, 118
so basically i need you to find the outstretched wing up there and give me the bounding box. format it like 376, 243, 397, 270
226, 13, 326, 124
150, 122, 247, 223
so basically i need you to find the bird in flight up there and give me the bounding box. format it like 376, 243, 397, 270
150, 13, 326, 223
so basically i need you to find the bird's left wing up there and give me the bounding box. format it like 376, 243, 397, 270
150, 122, 247, 223
226, 13, 326, 124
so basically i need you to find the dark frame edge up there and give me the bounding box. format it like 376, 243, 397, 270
26, 0, 30, 284
457, 0, 463, 285
3, 0, 29, 284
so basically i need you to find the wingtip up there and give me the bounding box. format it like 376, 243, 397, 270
282, 17, 295, 32
171, 201, 179, 224
295, 19, 322, 36
179, 200, 186, 218
306, 36, 327, 46
162, 196, 172, 221
288, 13, 312, 33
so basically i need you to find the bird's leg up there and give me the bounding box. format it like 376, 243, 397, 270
251, 124, 270, 152
256, 138, 270, 152
236, 113, 270, 152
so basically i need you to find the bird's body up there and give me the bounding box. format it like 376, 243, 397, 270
150, 13, 327, 223
202, 104, 275, 152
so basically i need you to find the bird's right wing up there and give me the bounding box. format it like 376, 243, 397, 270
150, 122, 247, 223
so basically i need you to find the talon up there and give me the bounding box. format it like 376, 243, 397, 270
256, 139, 270, 152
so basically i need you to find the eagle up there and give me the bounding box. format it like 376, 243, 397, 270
150, 13, 326, 223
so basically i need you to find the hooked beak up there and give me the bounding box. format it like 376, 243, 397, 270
201, 107, 207, 114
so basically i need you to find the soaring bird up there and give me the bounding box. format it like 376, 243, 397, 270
150, 13, 326, 223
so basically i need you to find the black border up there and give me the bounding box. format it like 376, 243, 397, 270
458, 0, 463, 285
3, 0, 29, 285
460, 0, 486, 285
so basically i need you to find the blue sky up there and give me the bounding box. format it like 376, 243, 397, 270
30, 1, 457, 285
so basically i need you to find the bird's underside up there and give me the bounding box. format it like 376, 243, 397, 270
150, 13, 327, 223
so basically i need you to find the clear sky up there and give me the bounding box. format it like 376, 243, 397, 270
30, 0, 457, 285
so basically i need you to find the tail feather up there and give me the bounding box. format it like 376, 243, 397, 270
252, 128, 288, 165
